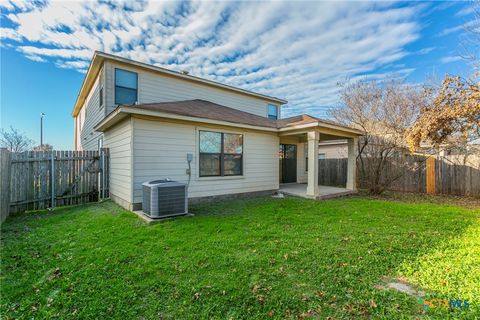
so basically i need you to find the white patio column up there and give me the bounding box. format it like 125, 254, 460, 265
306, 131, 319, 198
346, 137, 358, 190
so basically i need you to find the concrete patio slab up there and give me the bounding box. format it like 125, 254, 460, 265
132, 210, 194, 223
279, 183, 357, 200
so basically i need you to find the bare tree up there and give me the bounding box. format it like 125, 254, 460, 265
32, 144, 53, 152
330, 78, 426, 194
0, 126, 34, 152
461, 1, 480, 76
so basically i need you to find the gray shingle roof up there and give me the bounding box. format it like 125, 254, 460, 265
132, 99, 355, 131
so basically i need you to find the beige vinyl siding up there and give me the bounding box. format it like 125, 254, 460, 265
104, 118, 132, 205
132, 117, 279, 203
79, 70, 106, 150
318, 144, 348, 159
297, 143, 308, 183
104, 61, 280, 118
74, 111, 83, 150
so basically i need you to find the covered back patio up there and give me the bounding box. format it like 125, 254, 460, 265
277, 115, 362, 199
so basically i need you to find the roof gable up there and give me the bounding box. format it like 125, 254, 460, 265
72, 51, 287, 116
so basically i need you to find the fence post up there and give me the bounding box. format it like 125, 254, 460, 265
100, 149, 105, 199
51, 151, 55, 209
426, 157, 436, 194
0, 148, 11, 222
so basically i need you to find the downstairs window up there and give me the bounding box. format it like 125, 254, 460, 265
199, 131, 243, 177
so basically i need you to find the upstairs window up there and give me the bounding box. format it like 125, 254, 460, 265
199, 131, 243, 177
268, 104, 278, 120
115, 68, 138, 105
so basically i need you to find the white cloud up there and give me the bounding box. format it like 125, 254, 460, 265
0, 0, 424, 117
16, 46, 93, 60
418, 47, 435, 55
440, 56, 462, 64
456, 4, 475, 17
438, 25, 464, 37
0, 27, 22, 41
55, 59, 90, 71
438, 19, 479, 38
24, 54, 46, 63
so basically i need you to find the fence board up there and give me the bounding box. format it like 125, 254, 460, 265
426, 157, 435, 194
1, 149, 11, 222
5, 150, 109, 214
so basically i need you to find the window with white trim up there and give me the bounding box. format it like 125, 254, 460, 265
115, 68, 138, 105
267, 104, 278, 120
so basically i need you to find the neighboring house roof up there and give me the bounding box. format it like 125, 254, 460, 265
72, 51, 287, 117
95, 99, 363, 136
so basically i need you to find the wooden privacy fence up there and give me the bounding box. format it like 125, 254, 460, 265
1, 148, 11, 222
5, 149, 109, 215
364, 155, 480, 196
359, 155, 428, 193
318, 159, 348, 187
435, 156, 480, 196
317, 155, 480, 197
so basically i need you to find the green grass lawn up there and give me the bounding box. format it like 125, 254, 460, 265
1, 196, 479, 319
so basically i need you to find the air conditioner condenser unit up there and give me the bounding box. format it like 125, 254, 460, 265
142, 179, 188, 218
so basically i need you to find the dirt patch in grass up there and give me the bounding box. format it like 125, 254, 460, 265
375, 276, 425, 298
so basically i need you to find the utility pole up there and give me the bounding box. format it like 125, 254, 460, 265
40, 112, 45, 147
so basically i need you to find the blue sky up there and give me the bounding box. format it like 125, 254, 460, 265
0, 0, 476, 149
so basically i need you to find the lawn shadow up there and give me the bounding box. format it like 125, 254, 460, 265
389, 217, 480, 319
351, 197, 480, 319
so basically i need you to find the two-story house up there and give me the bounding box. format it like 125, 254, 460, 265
73, 51, 361, 210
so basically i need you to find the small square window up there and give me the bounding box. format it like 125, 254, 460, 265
268, 104, 278, 120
